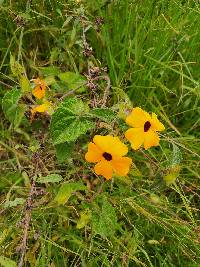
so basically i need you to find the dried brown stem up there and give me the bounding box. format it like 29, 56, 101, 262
92, 75, 111, 107
58, 82, 88, 102
17, 152, 40, 267
18, 178, 36, 267
100, 75, 111, 107
0, 80, 13, 88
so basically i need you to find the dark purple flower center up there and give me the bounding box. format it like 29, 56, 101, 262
103, 152, 112, 161
144, 121, 151, 132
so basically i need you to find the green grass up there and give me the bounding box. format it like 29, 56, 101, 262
0, 0, 200, 266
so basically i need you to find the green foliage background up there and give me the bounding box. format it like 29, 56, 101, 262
0, 0, 200, 266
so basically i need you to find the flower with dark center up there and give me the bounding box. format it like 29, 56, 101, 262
144, 121, 151, 132
125, 107, 165, 150
32, 78, 47, 99
85, 135, 132, 180
30, 101, 53, 122
103, 152, 112, 161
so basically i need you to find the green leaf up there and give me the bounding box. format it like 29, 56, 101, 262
2, 88, 26, 128
171, 144, 182, 166
51, 118, 94, 145
90, 108, 117, 123
3, 198, 25, 208
77, 209, 91, 229
58, 72, 86, 93
37, 174, 63, 183
19, 75, 31, 93
38, 66, 61, 76
59, 96, 87, 115
92, 197, 118, 237
44, 75, 56, 86
163, 165, 181, 186
50, 97, 95, 145
0, 256, 17, 267
55, 182, 86, 205
10, 54, 25, 77
55, 142, 74, 163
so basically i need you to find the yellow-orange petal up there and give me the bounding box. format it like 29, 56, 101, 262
31, 103, 49, 114
111, 157, 132, 176
30, 102, 51, 121
126, 107, 151, 128
94, 160, 113, 180
143, 130, 160, 150
93, 135, 128, 157
33, 85, 46, 99
125, 127, 145, 150
150, 113, 165, 132
85, 142, 103, 163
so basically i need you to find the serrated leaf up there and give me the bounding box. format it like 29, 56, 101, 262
90, 108, 116, 123
92, 197, 118, 237
51, 118, 94, 145
59, 97, 87, 115
55, 182, 86, 205
50, 97, 95, 145
58, 72, 86, 93
55, 142, 74, 163
2, 88, 26, 128
0, 257, 16, 267
37, 174, 63, 183
3, 198, 25, 208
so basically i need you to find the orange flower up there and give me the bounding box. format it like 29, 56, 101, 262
125, 107, 165, 150
30, 101, 52, 121
32, 78, 47, 99
85, 135, 132, 180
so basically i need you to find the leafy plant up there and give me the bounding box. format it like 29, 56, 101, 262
0, 1, 200, 267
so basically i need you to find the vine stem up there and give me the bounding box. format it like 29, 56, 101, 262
18, 152, 40, 267
18, 178, 36, 267
100, 75, 111, 107
58, 82, 88, 102
92, 75, 111, 107
57, 75, 110, 108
